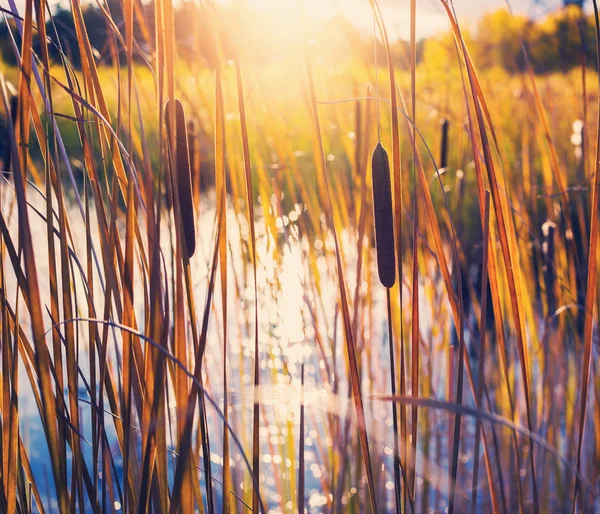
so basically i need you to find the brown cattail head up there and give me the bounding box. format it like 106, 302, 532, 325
371, 142, 396, 288
440, 118, 449, 171
165, 99, 196, 258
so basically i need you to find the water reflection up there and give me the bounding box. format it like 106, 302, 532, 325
3, 184, 473, 513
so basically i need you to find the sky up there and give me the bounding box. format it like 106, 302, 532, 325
232, 0, 568, 39
2, 0, 579, 40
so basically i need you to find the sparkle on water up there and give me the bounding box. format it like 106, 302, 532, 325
5, 183, 477, 512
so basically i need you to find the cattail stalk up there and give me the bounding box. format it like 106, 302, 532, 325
542, 220, 557, 327
372, 141, 402, 512
386, 287, 403, 514
298, 363, 305, 514
440, 118, 449, 170
470, 190, 491, 514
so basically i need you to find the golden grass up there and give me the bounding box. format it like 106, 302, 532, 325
0, 0, 598, 513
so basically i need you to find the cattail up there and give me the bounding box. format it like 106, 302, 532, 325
455, 169, 465, 202
440, 118, 449, 171
371, 142, 395, 288
165, 99, 196, 258
542, 220, 557, 325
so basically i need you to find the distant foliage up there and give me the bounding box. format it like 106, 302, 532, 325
0, 4, 595, 74
422, 6, 596, 74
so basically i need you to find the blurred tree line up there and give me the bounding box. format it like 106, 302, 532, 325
477, 5, 595, 72
0, 0, 424, 71
0, 3, 595, 74
423, 6, 596, 73
0, 0, 147, 67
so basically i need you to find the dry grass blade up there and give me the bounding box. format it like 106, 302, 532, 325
232, 54, 261, 514
376, 395, 597, 498
122, 179, 136, 512
1, 95, 17, 175
69, 0, 129, 192
573, 0, 600, 510
440, 119, 449, 171
214, 48, 231, 514
1, 226, 18, 514
409, 2, 420, 502
470, 191, 491, 514
168, 226, 218, 513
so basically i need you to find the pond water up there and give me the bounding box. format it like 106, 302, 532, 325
3, 183, 586, 513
